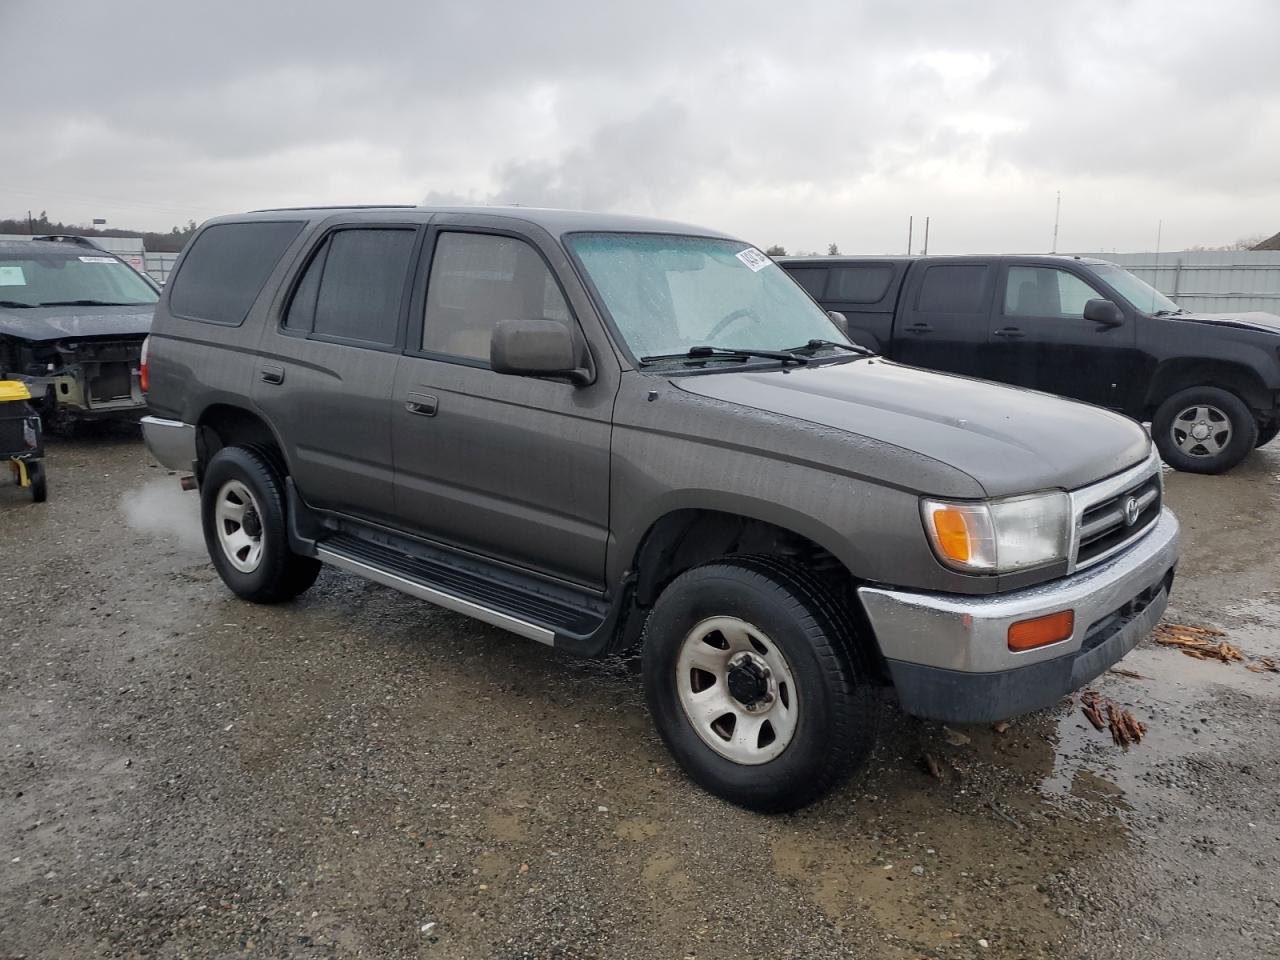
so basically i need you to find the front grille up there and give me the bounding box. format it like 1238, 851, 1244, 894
1075, 473, 1161, 567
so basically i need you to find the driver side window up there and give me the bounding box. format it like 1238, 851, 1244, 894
422, 232, 571, 362
1004, 266, 1103, 319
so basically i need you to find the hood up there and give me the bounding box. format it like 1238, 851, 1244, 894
673, 359, 1151, 498
0, 304, 153, 342
1175, 311, 1280, 335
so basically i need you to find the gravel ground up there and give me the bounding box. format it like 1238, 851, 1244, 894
2, 429, 1278, 959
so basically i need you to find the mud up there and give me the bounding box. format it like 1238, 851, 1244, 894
2, 432, 1277, 959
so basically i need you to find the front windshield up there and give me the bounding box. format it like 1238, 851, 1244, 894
0, 252, 159, 307
1087, 262, 1178, 315
567, 232, 849, 361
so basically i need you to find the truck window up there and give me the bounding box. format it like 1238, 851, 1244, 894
787, 267, 828, 298
829, 265, 893, 303
916, 264, 988, 313
1004, 266, 1103, 319
169, 221, 304, 325
422, 232, 571, 362
309, 229, 415, 346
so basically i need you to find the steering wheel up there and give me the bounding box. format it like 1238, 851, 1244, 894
706, 308, 761, 341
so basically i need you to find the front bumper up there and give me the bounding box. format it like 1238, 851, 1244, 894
858, 507, 1180, 723
141, 416, 197, 472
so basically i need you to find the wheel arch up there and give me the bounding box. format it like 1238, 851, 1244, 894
195, 403, 289, 479
1145, 357, 1270, 419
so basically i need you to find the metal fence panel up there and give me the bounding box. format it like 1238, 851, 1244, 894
1075, 250, 1280, 314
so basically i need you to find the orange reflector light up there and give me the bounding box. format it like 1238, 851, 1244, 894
931, 507, 971, 563
1008, 610, 1074, 651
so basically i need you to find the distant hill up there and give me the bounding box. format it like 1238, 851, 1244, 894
0, 213, 197, 253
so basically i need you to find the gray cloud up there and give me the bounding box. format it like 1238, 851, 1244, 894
1, 0, 1277, 252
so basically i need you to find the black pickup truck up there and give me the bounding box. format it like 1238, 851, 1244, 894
779, 254, 1280, 474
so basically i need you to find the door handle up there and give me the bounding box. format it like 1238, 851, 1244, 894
405, 392, 438, 416
993, 327, 1026, 340
904, 322, 934, 334
261, 364, 285, 384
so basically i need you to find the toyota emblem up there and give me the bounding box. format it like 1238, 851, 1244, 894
1123, 496, 1141, 526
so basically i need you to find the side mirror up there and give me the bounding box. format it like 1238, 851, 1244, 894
827, 310, 850, 337
490, 319, 590, 385
1083, 298, 1124, 327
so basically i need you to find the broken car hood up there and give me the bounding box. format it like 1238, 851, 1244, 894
0, 304, 153, 342
674, 359, 1151, 498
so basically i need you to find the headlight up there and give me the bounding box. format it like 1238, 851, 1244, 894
921, 491, 1070, 573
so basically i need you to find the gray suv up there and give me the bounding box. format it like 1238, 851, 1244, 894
142, 206, 1179, 811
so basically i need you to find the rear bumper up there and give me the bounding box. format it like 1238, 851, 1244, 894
858, 508, 1180, 723
141, 416, 196, 471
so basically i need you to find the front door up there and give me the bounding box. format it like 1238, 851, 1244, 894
991, 263, 1139, 410
391, 226, 613, 588
254, 223, 420, 524
893, 261, 995, 378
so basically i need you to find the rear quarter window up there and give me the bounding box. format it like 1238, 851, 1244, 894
786, 267, 829, 298
168, 221, 305, 325
916, 264, 990, 314
828, 264, 894, 303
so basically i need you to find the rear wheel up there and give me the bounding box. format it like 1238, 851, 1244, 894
200, 445, 321, 603
28, 461, 46, 503
1152, 386, 1256, 474
642, 557, 878, 812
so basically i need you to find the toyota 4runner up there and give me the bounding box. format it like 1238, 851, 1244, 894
142, 206, 1179, 811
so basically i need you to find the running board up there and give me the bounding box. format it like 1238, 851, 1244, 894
314, 532, 614, 651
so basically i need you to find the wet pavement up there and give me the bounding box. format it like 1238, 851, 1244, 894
1, 430, 1277, 959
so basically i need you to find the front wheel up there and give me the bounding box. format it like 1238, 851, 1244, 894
642, 558, 878, 812
200, 445, 321, 603
1152, 386, 1257, 474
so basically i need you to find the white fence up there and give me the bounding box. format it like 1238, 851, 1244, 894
1075, 250, 1280, 314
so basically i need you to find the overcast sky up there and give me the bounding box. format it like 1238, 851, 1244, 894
3, 0, 1278, 253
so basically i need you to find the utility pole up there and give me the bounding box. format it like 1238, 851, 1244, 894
27, 210, 33, 235
907, 216, 913, 255
922, 217, 930, 255
1052, 190, 1061, 253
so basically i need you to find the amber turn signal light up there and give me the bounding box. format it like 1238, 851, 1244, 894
1007, 610, 1074, 651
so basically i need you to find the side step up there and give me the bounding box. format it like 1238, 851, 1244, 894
314, 532, 613, 650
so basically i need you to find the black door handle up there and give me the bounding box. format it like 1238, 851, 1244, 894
261, 364, 285, 384
993, 327, 1026, 340
405, 392, 438, 416
904, 322, 934, 334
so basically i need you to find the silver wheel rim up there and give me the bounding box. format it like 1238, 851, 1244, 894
675, 616, 799, 765
1171, 404, 1232, 458
214, 479, 264, 573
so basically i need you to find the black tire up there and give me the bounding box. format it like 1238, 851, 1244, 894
642, 557, 879, 813
200, 445, 321, 603
28, 461, 47, 503
1152, 386, 1257, 475
1256, 421, 1280, 449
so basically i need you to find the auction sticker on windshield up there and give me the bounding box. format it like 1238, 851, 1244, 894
735, 247, 773, 272
0, 266, 26, 286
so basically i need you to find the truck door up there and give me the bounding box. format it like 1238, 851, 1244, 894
390, 224, 614, 589
991, 263, 1139, 410
893, 261, 996, 379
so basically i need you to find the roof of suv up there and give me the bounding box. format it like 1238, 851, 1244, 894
229, 205, 735, 239
778, 254, 1113, 266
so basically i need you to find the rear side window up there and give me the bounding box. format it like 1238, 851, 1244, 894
285, 228, 417, 346
916, 264, 989, 314
829, 265, 894, 303
422, 232, 571, 362
169, 221, 303, 325
787, 267, 828, 298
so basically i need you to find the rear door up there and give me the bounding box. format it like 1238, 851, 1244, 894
893, 260, 995, 377
390, 222, 614, 588
991, 262, 1139, 409
254, 222, 420, 524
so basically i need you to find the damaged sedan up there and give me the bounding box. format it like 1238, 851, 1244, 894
0, 237, 157, 426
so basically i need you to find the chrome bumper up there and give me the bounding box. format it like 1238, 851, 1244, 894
141, 416, 197, 472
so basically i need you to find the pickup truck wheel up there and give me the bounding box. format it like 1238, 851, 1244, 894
1256, 421, 1280, 449
200, 445, 321, 603
642, 559, 877, 812
1152, 387, 1257, 474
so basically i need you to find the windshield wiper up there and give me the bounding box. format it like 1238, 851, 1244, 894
639, 345, 808, 367
788, 338, 873, 356
35, 299, 148, 307
0, 299, 35, 309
